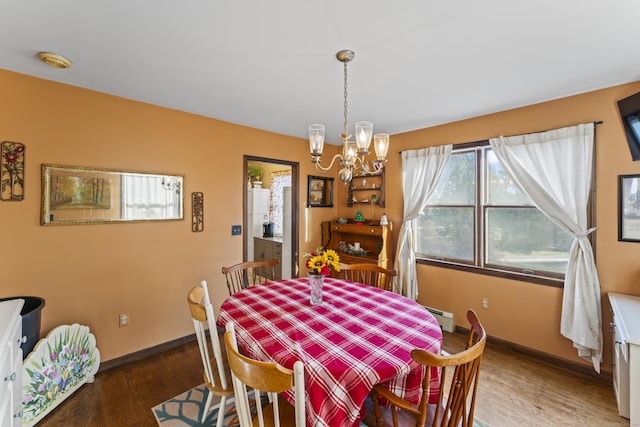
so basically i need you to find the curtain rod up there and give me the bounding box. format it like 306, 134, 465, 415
498, 120, 603, 140
399, 120, 603, 154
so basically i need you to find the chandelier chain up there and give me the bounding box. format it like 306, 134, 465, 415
343, 59, 348, 137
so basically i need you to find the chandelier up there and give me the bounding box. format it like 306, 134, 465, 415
309, 50, 389, 183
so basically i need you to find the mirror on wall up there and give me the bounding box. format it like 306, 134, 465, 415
41, 164, 184, 225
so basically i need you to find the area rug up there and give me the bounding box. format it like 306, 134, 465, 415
152, 384, 243, 426
152, 384, 488, 426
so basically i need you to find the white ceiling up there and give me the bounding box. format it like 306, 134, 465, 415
1, 1, 640, 144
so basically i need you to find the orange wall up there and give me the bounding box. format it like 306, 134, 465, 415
0, 69, 336, 362
4, 67, 640, 374
337, 81, 640, 373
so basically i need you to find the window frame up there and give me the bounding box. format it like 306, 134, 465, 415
415, 140, 595, 288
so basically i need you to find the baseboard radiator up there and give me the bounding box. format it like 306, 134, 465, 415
424, 306, 455, 333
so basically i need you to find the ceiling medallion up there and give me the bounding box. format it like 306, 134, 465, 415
38, 52, 72, 69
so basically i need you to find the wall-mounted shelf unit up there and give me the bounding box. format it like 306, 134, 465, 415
347, 169, 385, 207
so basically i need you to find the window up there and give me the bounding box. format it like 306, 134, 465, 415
416, 143, 575, 283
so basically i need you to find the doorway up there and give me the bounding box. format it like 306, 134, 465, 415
244, 155, 299, 279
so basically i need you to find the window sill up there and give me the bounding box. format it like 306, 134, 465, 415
416, 258, 564, 288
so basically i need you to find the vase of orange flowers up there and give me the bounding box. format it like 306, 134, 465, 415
305, 247, 340, 305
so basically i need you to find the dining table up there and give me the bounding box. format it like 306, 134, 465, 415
217, 276, 443, 427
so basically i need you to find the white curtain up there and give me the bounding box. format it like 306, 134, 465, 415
489, 123, 602, 372
394, 145, 452, 300
269, 171, 292, 236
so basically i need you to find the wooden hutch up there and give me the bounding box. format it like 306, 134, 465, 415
321, 220, 393, 269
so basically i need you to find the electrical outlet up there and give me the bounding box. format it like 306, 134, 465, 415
231, 225, 242, 236
481, 298, 489, 310
119, 313, 129, 327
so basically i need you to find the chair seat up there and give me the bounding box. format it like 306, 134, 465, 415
204, 357, 234, 396
362, 394, 440, 426
252, 394, 296, 427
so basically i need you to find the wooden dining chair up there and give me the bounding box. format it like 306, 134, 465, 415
222, 258, 280, 296
224, 321, 306, 427
339, 262, 397, 291
187, 281, 234, 427
371, 309, 487, 427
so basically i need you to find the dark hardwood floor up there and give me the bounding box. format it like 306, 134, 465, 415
37, 331, 626, 426
38, 339, 203, 427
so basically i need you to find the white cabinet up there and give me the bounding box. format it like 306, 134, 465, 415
0, 299, 24, 427
609, 292, 640, 425
247, 188, 270, 262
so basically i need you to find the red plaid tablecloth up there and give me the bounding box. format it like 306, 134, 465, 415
217, 277, 442, 427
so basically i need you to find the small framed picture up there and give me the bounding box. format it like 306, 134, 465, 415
307, 175, 334, 207
619, 174, 640, 242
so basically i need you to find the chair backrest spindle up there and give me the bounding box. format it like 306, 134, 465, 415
338, 262, 396, 291
222, 258, 280, 295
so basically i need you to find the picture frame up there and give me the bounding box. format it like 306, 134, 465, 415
619, 174, 640, 242
307, 175, 334, 208
41, 164, 184, 225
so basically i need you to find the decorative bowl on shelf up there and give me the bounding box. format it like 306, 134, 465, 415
338, 241, 370, 256
346, 247, 370, 256
337, 217, 348, 224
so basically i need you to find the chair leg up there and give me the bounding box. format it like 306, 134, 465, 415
201, 389, 214, 423
216, 395, 227, 427
371, 389, 384, 427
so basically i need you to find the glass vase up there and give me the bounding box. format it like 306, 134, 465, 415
308, 273, 324, 306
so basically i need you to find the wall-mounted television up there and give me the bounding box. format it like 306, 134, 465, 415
618, 91, 640, 161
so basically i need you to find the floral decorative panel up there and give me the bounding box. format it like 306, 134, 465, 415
1, 141, 25, 201
192, 191, 204, 232
22, 324, 100, 426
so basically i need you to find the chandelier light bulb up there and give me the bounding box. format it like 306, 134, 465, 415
309, 124, 325, 155
374, 133, 390, 161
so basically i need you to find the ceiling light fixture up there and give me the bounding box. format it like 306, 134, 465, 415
38, 52, 72, 69
309, 50, 389, 183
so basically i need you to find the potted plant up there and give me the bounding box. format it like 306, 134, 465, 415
248, 165, 264, 188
